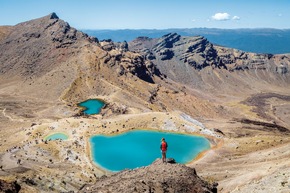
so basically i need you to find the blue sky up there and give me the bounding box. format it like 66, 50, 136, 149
0, 0, 289, 29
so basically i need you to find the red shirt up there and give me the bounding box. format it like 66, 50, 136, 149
161, 141, 168, 151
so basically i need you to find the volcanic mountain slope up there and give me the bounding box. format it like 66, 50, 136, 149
0, 13, 289, 193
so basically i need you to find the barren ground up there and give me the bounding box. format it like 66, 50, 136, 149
0, 88, 289, 192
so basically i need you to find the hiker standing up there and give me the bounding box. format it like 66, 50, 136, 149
160, 138, 168, 163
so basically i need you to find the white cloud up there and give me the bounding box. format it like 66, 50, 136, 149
212, 13, 230, 21
232, 16, 240, 20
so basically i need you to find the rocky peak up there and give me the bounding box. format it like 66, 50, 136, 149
0, 13, 98, 77
2, 12, 97, 47
49, 12, 59, 19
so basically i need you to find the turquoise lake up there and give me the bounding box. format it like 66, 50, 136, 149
78, 99, 105, 115
90, 130, 210, 172
45, 133, 68, 140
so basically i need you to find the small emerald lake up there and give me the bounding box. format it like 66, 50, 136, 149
78, 99, 105, 115
90, 130, 210, 172
45, 133, 68, 141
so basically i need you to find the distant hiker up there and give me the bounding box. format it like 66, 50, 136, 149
160, 138, 168, 163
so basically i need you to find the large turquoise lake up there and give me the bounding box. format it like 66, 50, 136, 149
78, 99, 105, 115
90, 130, 210, 172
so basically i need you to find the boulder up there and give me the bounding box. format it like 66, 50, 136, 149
0, 179, 21, 193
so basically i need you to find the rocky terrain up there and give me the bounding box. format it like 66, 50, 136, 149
80, 159, 217, 193
0, 13, 289, 192
129, 33, 289, 86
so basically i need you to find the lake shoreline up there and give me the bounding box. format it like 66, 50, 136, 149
77, 98, 105, 115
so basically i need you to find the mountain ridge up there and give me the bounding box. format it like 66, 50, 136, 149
128, 32, 290, 94
83, 28, 290, 54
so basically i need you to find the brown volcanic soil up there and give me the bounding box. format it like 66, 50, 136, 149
242, 93, 290, 125
0, 13, 290, 193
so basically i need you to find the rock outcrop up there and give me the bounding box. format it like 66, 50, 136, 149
80, 159, 217, 193
0, 179, 21, 193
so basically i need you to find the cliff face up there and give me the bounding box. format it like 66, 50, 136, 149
80, 159, 217, 193
152, 33, 224, 70
215, 45, 290, 73
129, 33, 221, 69
129, 32, 290, 73
129, 33, 290, 89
